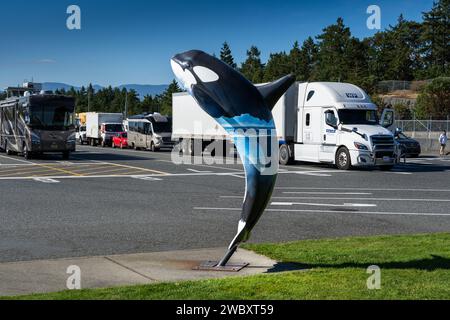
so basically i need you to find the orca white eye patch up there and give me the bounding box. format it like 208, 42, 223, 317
193, 66, 219, 82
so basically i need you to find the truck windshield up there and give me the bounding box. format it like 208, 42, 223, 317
105, 124, 124, 132
29, 104, 75, 130
338, 110, 379, 125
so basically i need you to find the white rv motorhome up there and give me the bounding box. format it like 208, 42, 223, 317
172, 82, 396, 170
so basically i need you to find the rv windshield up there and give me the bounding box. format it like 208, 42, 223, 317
29, 104, 75, 130
152, 121, 172, 133
338, 109, 379, 125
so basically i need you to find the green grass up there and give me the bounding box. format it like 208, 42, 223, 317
7, 233, 450, 300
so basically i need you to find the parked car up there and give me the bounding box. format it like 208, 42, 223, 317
395, 129, 421, 158
112, 132, 128, 149
76, 125, 87, 145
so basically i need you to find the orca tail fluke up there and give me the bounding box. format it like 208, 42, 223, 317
257, 74, 296, 110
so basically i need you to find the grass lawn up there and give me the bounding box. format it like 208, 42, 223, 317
7, 233, 450, 300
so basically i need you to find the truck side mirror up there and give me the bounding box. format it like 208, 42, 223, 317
380, 109, 394, 128
325, 111, 338, 129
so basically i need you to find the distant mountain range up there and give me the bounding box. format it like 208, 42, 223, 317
41, 82, 169, 99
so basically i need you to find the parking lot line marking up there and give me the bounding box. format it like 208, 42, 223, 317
0, 155, 35, 164
81, 167, 137, 176
156, 159, 243, 172
132, 176, 163, 181
33, 178, 60, 183
193, 207, 450, 217
187, 168, 213, 173
32, 163, 84, 176
282, 192, 373, 195
0, 167, 60, 177
295, 172, 332, 177
270, 196, 450, 202
90, 160, 169, 175
271, 202, 377, 207
220, 195, 450, 202
275, 187, 450, 192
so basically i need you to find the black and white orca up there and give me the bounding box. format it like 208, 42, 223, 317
171, 50, 294, 265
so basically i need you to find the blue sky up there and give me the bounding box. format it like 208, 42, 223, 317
0, 0, 434, 88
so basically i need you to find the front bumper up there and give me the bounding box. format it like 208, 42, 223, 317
31, 141, 76, 153
350, 150, 395, 167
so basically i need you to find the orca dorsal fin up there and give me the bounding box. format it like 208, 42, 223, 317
257, 74, 296, 110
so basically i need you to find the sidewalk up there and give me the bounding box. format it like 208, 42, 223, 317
0, 248, 277, 297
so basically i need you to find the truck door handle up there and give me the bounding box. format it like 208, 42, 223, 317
324, 134, 326, 141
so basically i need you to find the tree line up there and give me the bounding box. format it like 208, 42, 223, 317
54, 81, 182, 116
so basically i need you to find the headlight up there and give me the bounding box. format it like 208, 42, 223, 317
354, 142, 369, 150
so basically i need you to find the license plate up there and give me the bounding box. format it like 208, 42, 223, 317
50, 143, 59, 149
383, 156, 390, 162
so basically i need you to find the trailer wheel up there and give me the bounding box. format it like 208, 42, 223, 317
335, 147, 351, 170
182, 139, 193, 156
279, 144, 293, 165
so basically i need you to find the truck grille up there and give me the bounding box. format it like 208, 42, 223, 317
371, 135, 394, 158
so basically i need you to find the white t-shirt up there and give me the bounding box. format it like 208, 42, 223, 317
440, 134, 448, 145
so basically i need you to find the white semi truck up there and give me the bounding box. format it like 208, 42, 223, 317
172, 82, 396, 170
86, 112, 124, 147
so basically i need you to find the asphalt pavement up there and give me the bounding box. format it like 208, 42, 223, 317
1, 145, 450, 263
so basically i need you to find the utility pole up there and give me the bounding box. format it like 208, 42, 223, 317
124, 92, 128, 118
87, 89, 90, 112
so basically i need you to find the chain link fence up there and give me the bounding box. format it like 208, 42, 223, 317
395, 120, 450, 136
377, 80, 432, 93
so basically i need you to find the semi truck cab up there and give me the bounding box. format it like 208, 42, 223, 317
275, 82, 396, 170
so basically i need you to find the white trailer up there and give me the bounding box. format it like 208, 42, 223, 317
172, 92, 230, 155
86, 112, 124, 147
172, 82, 396, 170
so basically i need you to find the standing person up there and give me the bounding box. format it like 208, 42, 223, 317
439, 131, 448, 156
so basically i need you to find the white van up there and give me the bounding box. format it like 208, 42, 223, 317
127, 113, 173, 151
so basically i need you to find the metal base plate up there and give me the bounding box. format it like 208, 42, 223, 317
193, 261, 249, 272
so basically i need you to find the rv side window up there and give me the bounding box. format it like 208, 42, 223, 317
306, 113, 311, 126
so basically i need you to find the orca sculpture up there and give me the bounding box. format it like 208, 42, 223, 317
171, 50, 295, 266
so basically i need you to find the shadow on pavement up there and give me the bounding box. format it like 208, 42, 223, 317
266, 255, 450, 272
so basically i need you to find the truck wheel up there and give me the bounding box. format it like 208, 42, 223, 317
379, 165, 394, 171
62, 151, 70, 160
279, 144, 293, 165
150, 142, 156, 152
336, 147, 351, 170
90, 139, 95, 147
